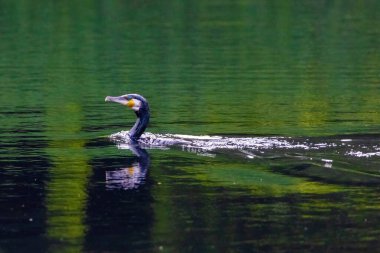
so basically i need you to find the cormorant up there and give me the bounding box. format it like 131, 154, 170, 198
105, 94, 150, 143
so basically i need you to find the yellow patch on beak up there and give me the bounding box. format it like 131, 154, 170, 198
126, 99, 135, 108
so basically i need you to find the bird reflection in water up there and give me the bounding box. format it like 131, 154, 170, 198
105, 144, 150, 190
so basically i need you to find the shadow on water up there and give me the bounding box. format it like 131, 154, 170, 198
84, 144, 153, 252
0, 133, 50, 252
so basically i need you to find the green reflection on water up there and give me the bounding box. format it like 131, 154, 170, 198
44, 103, 90, 252
149, 150, 380, 252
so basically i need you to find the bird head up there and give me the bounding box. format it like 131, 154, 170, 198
105, 93, 150, 142
105, 94, 149, 113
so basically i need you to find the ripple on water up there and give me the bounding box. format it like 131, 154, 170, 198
109, 131, 380, 159
110, 131, 309, 151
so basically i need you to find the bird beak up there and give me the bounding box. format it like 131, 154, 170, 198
105, 96, 128, 105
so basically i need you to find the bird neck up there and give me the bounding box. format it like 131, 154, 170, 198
129, 109, 150, 142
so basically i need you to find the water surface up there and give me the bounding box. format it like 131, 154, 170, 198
1, 1, 380, 252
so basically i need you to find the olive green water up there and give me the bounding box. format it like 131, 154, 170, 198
1, 1, 380, 252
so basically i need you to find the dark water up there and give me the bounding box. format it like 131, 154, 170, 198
1, 1, 380, 252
